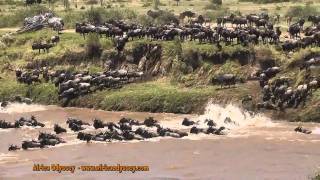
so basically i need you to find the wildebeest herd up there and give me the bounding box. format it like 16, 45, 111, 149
15, 68, 144, 104
4, 115, 229, 151
74, 12, 320, 53
3, 114, 312, 151
256, 57, 320, 111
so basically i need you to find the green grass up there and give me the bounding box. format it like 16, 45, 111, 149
69, 80, 251, 113
312, 173, 320, 180
0, 77, 58, 104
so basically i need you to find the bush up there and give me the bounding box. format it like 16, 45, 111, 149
84, 7, 137, 23
203, 7, 230, 21
137, 15, 153, 26
286, 5, 320, 19
154, 10, 179, 25
86, 33, 102, 58
86, 6, 103, 24
1, 33, 15, 46
86, 0, 99, 4
238, 0, 289, 3
204, 3, 219, 10
142, 2, 152, 7
60, 11, 84, 29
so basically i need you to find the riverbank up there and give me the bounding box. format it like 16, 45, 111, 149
0, 75, 319, 122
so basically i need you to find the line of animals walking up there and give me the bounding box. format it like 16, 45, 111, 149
5, 115, 231, 151
74, 12, 320, 52
15, 68, 144, 103
256, 57, 320, 111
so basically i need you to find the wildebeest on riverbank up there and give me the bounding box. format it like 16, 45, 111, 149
211, 74, 240, 88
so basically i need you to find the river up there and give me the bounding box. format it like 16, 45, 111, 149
0, 102, 319, 180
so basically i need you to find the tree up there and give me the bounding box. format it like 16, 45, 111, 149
48, 0, 57, 8
174, 0, 180, 6
73, 0, 78, 8
153, 0, 160, 10
63, 0, 70, 9
100, 0, 103, 6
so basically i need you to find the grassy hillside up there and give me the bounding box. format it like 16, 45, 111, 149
0, 27, 319, 121
0, 1, 319, 121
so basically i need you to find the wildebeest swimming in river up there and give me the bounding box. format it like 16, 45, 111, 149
294, 126, 312, 134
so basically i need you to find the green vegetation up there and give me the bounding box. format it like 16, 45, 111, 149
239, 0, 290, 4
285, 4, 320, 19
86, 33, 102, 58
69, 80, 250, 113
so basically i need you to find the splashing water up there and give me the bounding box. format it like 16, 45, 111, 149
312, 128, 320, 135
0, 102, 47, 114
197, 101, 274, 131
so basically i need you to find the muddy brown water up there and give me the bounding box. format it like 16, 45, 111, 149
0, 103, 319, 180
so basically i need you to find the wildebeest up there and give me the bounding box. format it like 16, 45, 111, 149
294, 126, 312, 134
32, 42, 54, 53
212, 74, 237, 88
54, 124, 67, 134
308, 15, 320, 26
51, 35, 60, 44
288, 19, 305, 39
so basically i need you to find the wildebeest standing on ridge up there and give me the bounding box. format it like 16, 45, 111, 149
212, 74, 237, 88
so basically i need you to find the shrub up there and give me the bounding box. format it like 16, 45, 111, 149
86, 33, 102, 58
84, 7, 137, 23
275, 5, 281, 11
0, 41, 6, 50
86, 0, 99, 4
86, 6, 103, 24
286, 5, 320, 18
137, 15, 154, 26
238, 0, 289, 3
203, 7, 230, 21
60, 11, 84, 28
154, 10, 179, 25
204, 3, 219, 10
1, 33, 15, 46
